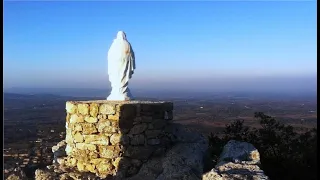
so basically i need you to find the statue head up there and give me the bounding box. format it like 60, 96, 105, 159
116, 31, 127, 40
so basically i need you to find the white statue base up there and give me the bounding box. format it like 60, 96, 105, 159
107, 88, 133, 101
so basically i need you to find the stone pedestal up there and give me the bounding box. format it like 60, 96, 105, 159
62, 100, 173, 178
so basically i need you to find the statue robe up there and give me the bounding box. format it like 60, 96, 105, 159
107, 31, 135, 100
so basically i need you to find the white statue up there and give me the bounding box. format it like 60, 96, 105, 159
107, 31, 136, 101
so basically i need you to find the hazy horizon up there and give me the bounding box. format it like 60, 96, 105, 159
4, 1, 316, 91
4, 74, 317, 95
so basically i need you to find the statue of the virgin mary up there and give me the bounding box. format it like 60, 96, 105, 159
107, 31, 136, 101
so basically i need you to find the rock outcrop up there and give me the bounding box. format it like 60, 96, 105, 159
5, 167, 28, 180
203, 140, 269, 180
34, 123, 208, 180
52, 140, 67, 164
38, 133, 270, 180
27, 100, 269, 180
127, 123, 208, 180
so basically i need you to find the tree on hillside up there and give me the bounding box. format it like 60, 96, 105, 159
208, 112, 317, 180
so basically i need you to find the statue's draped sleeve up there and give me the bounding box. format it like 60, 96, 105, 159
129, 43, 135, 77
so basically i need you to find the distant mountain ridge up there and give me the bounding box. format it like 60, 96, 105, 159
4, 88, 109, 98
3, 87, 317, 101
3, 92, 72, 100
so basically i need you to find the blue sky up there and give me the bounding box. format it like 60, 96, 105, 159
3, 1, 317, 90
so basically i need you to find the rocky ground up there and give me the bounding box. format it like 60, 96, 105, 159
5, 123, 269, 180
203, 140, 269, 180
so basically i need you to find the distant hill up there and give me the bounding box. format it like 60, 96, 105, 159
4, 92, 63, 99
3, 87, 317, 101
3, 87, 195, 99
3, 88, 109, 98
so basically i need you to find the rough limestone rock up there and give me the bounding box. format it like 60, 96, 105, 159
5, 167, 28, 180
203, 140, 269, 180
127, 123, 208, 180
34, 123, 208, 180
34, 100, 269, 180
215, 162, 269, 180
36, 130, 270, 180
35, 164, 100, 180
202, 169, 223, 180
216, 140, 260, 166
52, 140, 67, 163
35, 169, 57, 180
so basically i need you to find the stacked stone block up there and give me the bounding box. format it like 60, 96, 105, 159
62, 100, 173, 178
